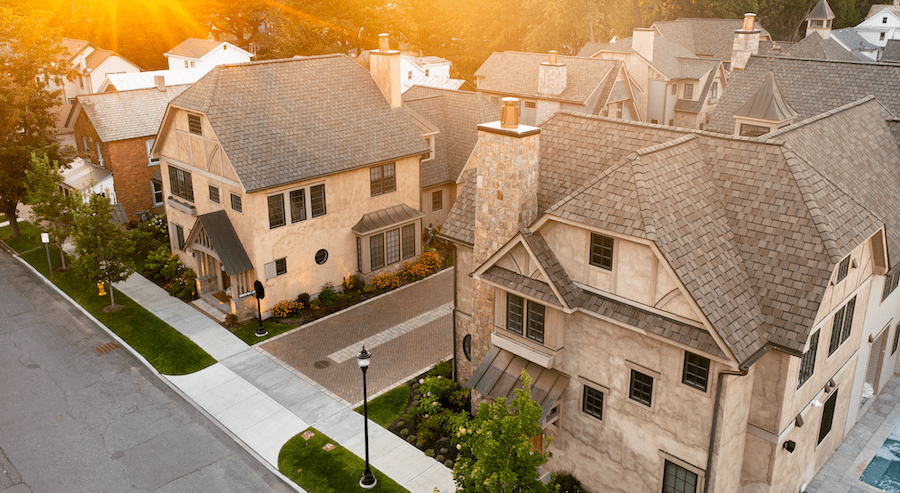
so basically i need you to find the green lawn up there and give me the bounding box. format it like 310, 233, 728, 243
233, 318, 296, 345
1, 221, 216, 375
355, 384, 410, 428
279, 428, 410, 493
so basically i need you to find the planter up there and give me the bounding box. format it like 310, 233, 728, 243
167, 197, 196, 216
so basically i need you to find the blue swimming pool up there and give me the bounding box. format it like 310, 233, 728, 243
861, 420, 900, 492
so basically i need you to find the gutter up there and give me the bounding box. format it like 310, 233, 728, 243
452, 243, 459, 381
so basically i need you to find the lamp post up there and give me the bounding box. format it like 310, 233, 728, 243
357, 346, 376, 489
254, 280, 267, 337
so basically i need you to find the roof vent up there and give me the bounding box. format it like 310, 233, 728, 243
501, 97, 520, 128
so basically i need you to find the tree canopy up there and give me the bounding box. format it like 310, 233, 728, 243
71, 194, 135, 308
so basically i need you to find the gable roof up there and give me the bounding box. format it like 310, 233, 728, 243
652, 18, 772, 60
734, 71, 799, 121
107, 67, 211, 91
578, 35, 716, 81
832, 28, 881, 52
74, 85, 190, 142
757, 33, 857, 62
188, 211, 253, 275
402, 86, 500, 189
868, 3, 900, 19
707, 56, 900, 134
168, 55, 430, 192
474, 51, 620, 105
61, 38, 91, 61
165, 38, 250, 60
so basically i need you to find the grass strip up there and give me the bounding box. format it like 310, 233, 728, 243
279, 428, 410, 493
354, 384, 410, 428
1, 222, 216, 375
233, 318, 297, 345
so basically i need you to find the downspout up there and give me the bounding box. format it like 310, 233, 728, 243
451, 243, 458, 381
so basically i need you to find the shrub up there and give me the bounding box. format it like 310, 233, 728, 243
436, 455, 445, 462
342, 274, 365, 292
444, 460, 453, 468
428, 361, 452, 379
551, 472, 589, 493
144, 245, 178, 280
407, 435, 417, 444
370, 271, 402, 290
400, 429, 410, 437
164, 266, 197, 299
397, 420, 405, 428
297, 292, 310, 306
318, 283, 337, 307
273, 300, 302, 318
224, 314, 238, 326
440, 448, 449, 456
416, 250, 442, 274
309, 299, 321, 310
425, 449, 434, 457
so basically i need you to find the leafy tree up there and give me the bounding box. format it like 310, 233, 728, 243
71, 194, 135, 308
24, 153, 79, 270
451, 371, 551, 493
0, 8, 75, 238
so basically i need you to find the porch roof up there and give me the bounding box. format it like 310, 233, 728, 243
188, 211, 253, 276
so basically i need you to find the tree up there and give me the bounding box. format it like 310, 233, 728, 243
0, 8, 75, 238
24, 153, 79, 270
70, 194, 135, 309
451, 371, 551, 493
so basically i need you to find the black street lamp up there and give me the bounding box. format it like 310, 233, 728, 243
357, 346, 376, 489
254, 280, 267, 337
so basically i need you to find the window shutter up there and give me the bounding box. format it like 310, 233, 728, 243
264, 261, 277, 279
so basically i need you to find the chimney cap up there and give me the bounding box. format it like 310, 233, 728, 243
501, 97, 520, 129
741, 13, 757, 32
378, 33, 390, 52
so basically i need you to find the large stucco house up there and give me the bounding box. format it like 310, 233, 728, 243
439, 96, 900, 492
152, 54, 429, 318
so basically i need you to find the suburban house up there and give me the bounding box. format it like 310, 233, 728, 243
163, 38, 253, 71
649, 17, 772, 69
152, 53, 429, 318
400, 54, 472, 93
473, 51, 639, 126
66, 79, 189, 217
439, 98, 900, 492
49, 38, 142, 148
578, 27, 727, 129
401, 85, 500, 229
860, 0, 900, 48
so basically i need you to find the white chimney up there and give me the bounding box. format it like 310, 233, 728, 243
369, 33, 402, 109
154, 75, 167, 92
731, 13, 760, 71
633, 28, 655, 61
538, 50, 567, 97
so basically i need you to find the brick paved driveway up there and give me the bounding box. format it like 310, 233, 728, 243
260, 269, 453, 405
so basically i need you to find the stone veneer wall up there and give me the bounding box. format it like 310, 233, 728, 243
538, 63, 567, 97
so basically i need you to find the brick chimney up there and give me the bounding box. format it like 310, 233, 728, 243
369, 33, 402, 109
154, 75, 167, 92
473, 97, 540, 265
538, 50, 567, 97
633, 28, 655, 61
731, 13, 760, 71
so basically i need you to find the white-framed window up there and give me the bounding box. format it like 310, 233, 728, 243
425, 68, 429, 76
184, 60, 189, 68
146, 138, 158, 165
710, 82, 718, 99
266, 185, 318, 229
422, 135, 435, 162
96, 142, 104, 167
82, 136, 89, 154
190, 61, 195, 67
151, 179, 164, 207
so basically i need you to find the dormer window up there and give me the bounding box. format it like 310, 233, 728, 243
425, 68, 429, 76
408, 70, 413, 80
589, 233, 614, 270
422, 135, 435, 162
684, 83, 694, 99
506, 293, 545, 344
836, 255, 850, 283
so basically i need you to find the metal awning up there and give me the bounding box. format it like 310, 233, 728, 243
186, 210, 253, 275
466, 346, 569, 422
352, 203, 424, 235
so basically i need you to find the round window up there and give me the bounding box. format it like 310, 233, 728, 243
315, 249, 328, 265
463, 334, 472, 361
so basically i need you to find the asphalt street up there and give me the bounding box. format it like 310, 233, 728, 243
0, 249, 293, 493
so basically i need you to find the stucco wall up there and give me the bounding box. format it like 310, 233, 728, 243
421, 183, 455, 229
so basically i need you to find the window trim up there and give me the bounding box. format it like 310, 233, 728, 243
836, 255, 850, 283
710, 82, 718, 99
209, 184, 220, 204
310, 183, 326, 218
589, 233, 614, 270
817, 388, 839, 446
659, 452, 704, 493
151, 179, 164, 207
432, 190, 442, 212
683, 83, 694, 99
625, 360, 659, 409
267, 193, 286, 229
582, 384, 604, 421
168, 165, 194, 202
370, 163, 397, 197
188, 113, 202, 135
828, 296, 856, 356
357, 220, 419, 273
146, 138, 158, 166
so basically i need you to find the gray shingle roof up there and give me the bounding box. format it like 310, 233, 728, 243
519, 228, 582, 309
439, 169, 476, 246
474, 52, 619, 104
733, 71, 799, 121
351, 203, 424, 234
577, 36, 709, 80
190, 211, 253, 275
170, 55, 430, 192
868, 3, 900, 19
883, 39, 900, 62
832, 28, 880, 51
166, 38, 225, 59
403, 86, 500, 189
707, 56, 900, 134
78, 85, 190, 142
651, 18, 772, 61
757, 33, 857, 62
807, 0, 836, 20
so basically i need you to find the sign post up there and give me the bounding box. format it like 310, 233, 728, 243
41, 233, 52, 279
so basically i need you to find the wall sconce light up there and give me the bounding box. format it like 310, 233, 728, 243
783, 440, 796, 453
795, 414, 804, 427
813, 399, 824, 408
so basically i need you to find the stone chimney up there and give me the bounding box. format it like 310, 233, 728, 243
369, 33, 402, 109
731, 13, 760, 71
473, 97, 540, 265
538, 50, 567, 97
154, 75, 167, 92
633, 28, 655, 61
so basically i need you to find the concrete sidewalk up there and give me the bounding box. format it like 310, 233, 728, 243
115, 274, 455, 493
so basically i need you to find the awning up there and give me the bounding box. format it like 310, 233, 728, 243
186, 210, 253, 275
466, 346, 569, 422
352, 203, 424, 235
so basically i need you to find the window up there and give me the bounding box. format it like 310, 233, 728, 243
590, 233, 614, 270
175, 224, 185, 250
817, 389, 838, 445
190, 61, 195, 68
490, 96, 499, 105
68, 97, 76, 105
184, 60, 189, 68
422, 135, 435, 162
882, 32, 887, 41
882, 269, 900, 301
370, 163, 396, 196
265, 257, 288, 278
463, 334, 472, 361
682, 353, 710, 392
315, 249, 328, 264
79, 76, 84, 89
408, 70, 413, 80
505, 294, 547, 344
231, 193, 242, 213
188, 114, 202, 135
425, 68, 429, 76
432, 190, 442, 211
884, 16, 888, 23
370, 233, 385, 270
96, 142, 104, 167
684, 84, 694, 99
669, 119, 674, 126
82, 136, 89, 154
671, 84, 676, 95
828, 296, 856, 355
209, 185, 220, 203
893, 324, 900, 356
151, 179, 164, 206
836, 255, 850, 283
526, 301, 545, 343
739, 123, 770, 137
525, 101, 536, 109
146, 139, 158, 165
357, 237, 362, 272
582, 385, 604, 420
386, 228, 400, 265
366, 225, 417, 271
310, 184, 326, 217
616, 102, 623, 119
290, 189, 306, 223
402, 224, 416, 260
663, 460, 698, 493
506, 293, 525, 335
798, 330, 819, 388
710, 82, 718, 99
268, 194, 285, 229
168, 166, 194, 201
651, 119, 658, 124
629, 369, 653, 407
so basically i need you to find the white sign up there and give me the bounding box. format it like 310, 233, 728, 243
40, 233, 49, 244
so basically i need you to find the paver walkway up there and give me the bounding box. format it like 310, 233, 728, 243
112, 272, 456, 493
808, 376, 900, 492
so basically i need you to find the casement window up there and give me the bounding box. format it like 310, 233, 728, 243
190, 61, 195, 68
174, 224, 185, 250
366, 225, 416, 271
357, 237, 363, 272
505, 293, 546, 344
370, 163, 396, 196
151, 179, 164, 207
684, 84, 694, 99
817, 389, 839, 445
268, 194, 285, 229
264, 257, 287, 279
682, 352, 710, 392
836, 255, 850, 283
884, 16, 888, 23
188, 114, 202, 135
209, 185, 220, 203
507, 294, 524, 334
893, 324, 900, 356
710, 82, 718, 99
370, 233, 385, 270
590, 233, 614, 270
385, 228, 400, 265
883, 269, 900, 301
582, 385, 604, 421
828, 296, 856, 355
290, 189, 306, 222
797, 330, 820, 388
425, 68, 429, 76
146, 139, 158, 165
662, 460, 699, 493
96, 142, 104, 167
168, 166, 194, 201
432, 190, 442, 211
310, 184, 326, 217
408, 70, 413, 80
629, 369, 653, 407
230, 193, 242, 213
616, 102, 623, 119
402, 224, 416, 260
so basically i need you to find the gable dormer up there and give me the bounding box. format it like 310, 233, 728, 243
733, 71, 799, 136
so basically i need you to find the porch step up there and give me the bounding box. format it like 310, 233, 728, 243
192, 297, 227, 323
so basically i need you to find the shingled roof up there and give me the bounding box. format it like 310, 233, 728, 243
166, 38, 228, 59
651, 18, 772, 61
403, 86, 500, 189
577, 36, 711, 81
168, 55, 430, 192
806, 0, 835, 20
76, 85, 189, 142
868, 3, 900, 19
757, 33, 857, 62
707, 56, 900, 134
883, 39, 900, 62
733, 71, 799, 121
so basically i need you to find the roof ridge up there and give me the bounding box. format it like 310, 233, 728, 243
625, 155, 658, 241
751, 53, 900, 67
766, 96, 881, 137
633, 133, 697, 156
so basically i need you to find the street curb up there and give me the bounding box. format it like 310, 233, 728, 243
0, 246, 305, 493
